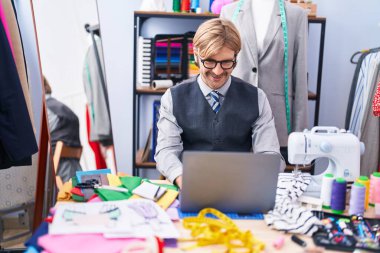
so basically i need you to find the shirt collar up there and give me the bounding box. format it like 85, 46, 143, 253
197, 75, 231, 97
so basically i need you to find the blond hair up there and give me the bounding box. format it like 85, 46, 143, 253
193, 18, 241, 59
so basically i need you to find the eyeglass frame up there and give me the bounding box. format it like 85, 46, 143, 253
199, 56, 237, 70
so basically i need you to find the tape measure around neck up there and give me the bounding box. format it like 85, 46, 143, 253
232, 0, 291, 133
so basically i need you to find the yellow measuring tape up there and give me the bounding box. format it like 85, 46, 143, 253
181, 208, 265, 253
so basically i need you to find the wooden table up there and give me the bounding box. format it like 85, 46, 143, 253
165, 207, 378, 253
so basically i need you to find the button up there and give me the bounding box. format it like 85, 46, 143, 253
252, 67, 257, 73
319, 141, 332, 153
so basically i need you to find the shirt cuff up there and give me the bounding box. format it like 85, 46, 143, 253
167, 167, 183, 184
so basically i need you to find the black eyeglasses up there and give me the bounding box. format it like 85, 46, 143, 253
200, 58, 236, 70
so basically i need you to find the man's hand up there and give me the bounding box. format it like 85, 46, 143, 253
175, 176, 183, 189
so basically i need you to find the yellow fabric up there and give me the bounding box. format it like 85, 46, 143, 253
107, 174, 122, 186
57, 181, 73, 201
182, 208, 265, 253
130, 189, 178, 210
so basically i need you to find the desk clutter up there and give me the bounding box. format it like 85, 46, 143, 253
24, 169, 380, 252
312, 212, 380, 252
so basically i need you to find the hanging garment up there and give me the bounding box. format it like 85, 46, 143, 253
221, 0, 309, 146
346, 49, 380, 176
0, 20, 37, 169
83, 36, 113, 143
348, 51, 380, 138
0, 0, 34, 128
357, 58, 380, 176
373, 81, 380, 117
86, 105, 107, 169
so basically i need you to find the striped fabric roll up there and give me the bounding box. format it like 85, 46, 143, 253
265, 173, 321, 236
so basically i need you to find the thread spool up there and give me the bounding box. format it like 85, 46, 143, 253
357, 176, 370, 209
181, 0, 190, 12
172, 0, 180, 12
320, 173, 334, 209
191, 0, 200, 12
375, 174, 380, 204
331, 178, 347, 214
209, 0, 215, 12
369, 172, 380, 206
349, 182, 366, 215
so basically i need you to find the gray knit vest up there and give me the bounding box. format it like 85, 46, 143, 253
171, 76, 259, 152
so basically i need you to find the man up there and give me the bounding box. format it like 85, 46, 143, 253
44, 77, 83, 182
155, 18, 284, 189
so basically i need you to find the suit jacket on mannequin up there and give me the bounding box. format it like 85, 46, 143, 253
221, 0, 308, 146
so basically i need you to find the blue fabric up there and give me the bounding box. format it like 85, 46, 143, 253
178, 209, 264, 220
24, 222, 49, 252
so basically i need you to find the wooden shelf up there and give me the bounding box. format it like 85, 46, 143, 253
135, 11, 218, 19
135, 149, 156, 168
136, 86, 166, 95
135, 11, 324, 21
308, 91, 317, 100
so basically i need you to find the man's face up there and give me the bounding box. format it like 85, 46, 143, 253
197, 46, 236, 90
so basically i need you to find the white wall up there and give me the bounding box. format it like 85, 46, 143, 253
312, 0, 380, 128
32, 0, 100, 170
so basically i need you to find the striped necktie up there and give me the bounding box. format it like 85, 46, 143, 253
210, 90, 221, 113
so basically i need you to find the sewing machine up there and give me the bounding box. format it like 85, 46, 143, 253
288, 126, 364, 196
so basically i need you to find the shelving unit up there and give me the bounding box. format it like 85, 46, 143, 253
132, 11, 326, 176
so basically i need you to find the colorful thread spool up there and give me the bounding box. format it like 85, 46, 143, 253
181, 0, 190, 12
369, 172, 380, 206
357, 175, 370, 209
374, 173, 380, 204
320, 173, 334, 209
331, 178, 347, 214
190, 0, 200, 12
349, 182, 366, 215
173, 0, 181, 12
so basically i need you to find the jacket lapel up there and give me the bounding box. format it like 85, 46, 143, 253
260, 1, 281, 60
238, 0, 258, 68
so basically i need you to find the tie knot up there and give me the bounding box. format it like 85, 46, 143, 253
210, 90, 220, 102
210, 90, 221, 113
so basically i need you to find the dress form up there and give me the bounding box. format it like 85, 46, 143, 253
251, 0, 275, 54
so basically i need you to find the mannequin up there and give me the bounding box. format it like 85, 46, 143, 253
221, 0, 309, 149
251, 0, 275, 54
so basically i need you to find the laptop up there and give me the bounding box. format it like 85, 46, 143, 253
180, 151, 281, 213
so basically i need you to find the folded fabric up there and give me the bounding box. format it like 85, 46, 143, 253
38, 234, 143, 253
120, 176, 142, 191
130, 188, 179, 210
265, 172, 321, 236
107, 173, 122, 186
95, 187, 132, 201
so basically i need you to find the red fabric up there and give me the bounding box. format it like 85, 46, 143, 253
86, 105, 107, 169
373, 81, 380, 117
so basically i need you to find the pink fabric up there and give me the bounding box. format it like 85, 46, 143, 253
38, 234, 143, 253
88, 196, 103, 203
0, 1, 14, 57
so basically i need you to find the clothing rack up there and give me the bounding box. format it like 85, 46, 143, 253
84, 23, 111, 118
345, 47, 380, 129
